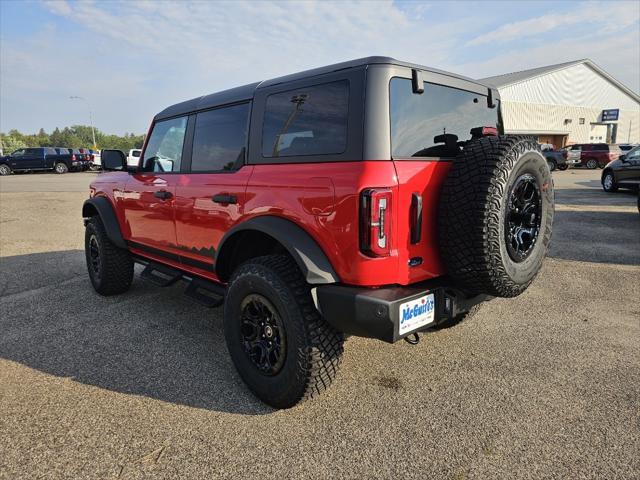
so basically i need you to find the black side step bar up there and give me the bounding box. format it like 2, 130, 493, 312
184, 278, 225, 308
135, 257, 225, 308
141, 263, 182, 287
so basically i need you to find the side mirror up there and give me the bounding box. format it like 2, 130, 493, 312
101, 149, 127, 171
619, 154, 627, 161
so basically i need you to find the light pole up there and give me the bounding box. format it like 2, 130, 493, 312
69, 96, 97, 149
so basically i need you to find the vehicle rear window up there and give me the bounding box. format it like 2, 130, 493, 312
262, 80, 349, 158
191, 103, 250, 171
390, 78, 499, 158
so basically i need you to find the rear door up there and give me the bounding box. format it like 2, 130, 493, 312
43, 147, 57, 169
21, 148, 44, 169
121, 115, 188, 256
174, 103, 253, 276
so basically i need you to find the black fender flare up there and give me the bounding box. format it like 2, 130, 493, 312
82, 196, 127, 249
215, 216, 339, 284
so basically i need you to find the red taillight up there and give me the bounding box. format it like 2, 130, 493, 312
72, 154, 76, 161
360, 188, 392, 257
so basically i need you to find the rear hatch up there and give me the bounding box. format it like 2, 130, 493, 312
388, 76, 501, 285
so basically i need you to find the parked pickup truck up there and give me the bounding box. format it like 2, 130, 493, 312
0, 147, 76, 175
543, 150, 568, 171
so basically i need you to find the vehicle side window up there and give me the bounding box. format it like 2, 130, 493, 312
389, 78, 498, 158
262, 80, 349, 158
132, 150, 141, 158
141, 116, 188, 173
627, 148, 640, 159
12, 149, 25, 156
191, 103, 250, 172
25, 148, 40, 155
45, 148, 57, 155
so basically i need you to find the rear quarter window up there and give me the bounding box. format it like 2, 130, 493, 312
261, 80, 349, 158
390, 78, 498, 158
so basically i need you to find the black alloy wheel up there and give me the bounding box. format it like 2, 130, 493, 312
239, 294, 286, 376
88, 234, 102, 281
505, 173, 542, 263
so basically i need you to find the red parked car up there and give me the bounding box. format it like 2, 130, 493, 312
83, 57, 554, 408
565, 143, 621, 169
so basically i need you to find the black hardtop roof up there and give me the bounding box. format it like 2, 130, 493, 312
155, 56, 488, 121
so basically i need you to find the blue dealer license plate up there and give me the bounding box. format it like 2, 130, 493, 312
399, 294, 435, 335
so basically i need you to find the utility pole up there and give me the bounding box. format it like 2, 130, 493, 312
69, 96, 97, 149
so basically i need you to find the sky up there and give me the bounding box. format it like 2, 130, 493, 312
1, 0, 639, 135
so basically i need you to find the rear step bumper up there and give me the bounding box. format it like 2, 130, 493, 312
315, 279, 490, 344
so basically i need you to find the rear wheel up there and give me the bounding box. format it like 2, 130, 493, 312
85, 216, 134, 295
0, 164, 11, 176
558, 164, 568, 171
585, 158, 598, 169
602, 171, 618, 192
224, 254, 344, 408
54, 162, 68, 174
438, 136, 554, 298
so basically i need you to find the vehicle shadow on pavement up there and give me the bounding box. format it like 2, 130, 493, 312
0, 250, 272, 416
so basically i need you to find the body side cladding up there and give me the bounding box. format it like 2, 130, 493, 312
215, 216, 339, 284
82, 196, 127, 249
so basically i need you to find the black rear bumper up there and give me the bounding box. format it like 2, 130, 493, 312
315, 278, 489, 343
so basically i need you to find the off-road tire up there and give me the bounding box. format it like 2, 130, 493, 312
224, 254, 344, 409
0, 164, 11, 176
54, 162, 69, 174
85, 216, 134, 295
547, 159, 557, 172
585, 158, 598, 169
558, 164, 568, 171
438, 136, 554, 298
602, 171, 618, 192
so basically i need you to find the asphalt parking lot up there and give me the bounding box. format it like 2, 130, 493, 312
1, 169, 638, 479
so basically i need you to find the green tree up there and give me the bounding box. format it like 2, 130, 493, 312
1, 125, 145, 151
0, 134, 27, 153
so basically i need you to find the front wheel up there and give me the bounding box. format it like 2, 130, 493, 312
558, 164, 568, 171
0, 164, 11, 176
85, 216, 134, 295
224, 255, 344, 409
54, 162, 69, 174
602, 172, 618, 192
547, 160, 557, 172
585, 158, 598, 169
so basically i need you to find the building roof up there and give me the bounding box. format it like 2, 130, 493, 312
479, 59, 640, 103
156, 56, 490, 120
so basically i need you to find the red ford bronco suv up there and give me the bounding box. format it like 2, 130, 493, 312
83, 57, 554, 408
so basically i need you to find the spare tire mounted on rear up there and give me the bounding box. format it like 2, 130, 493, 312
438, 136, 554, 298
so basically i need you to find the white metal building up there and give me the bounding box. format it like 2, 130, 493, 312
481, 59, 640, 148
